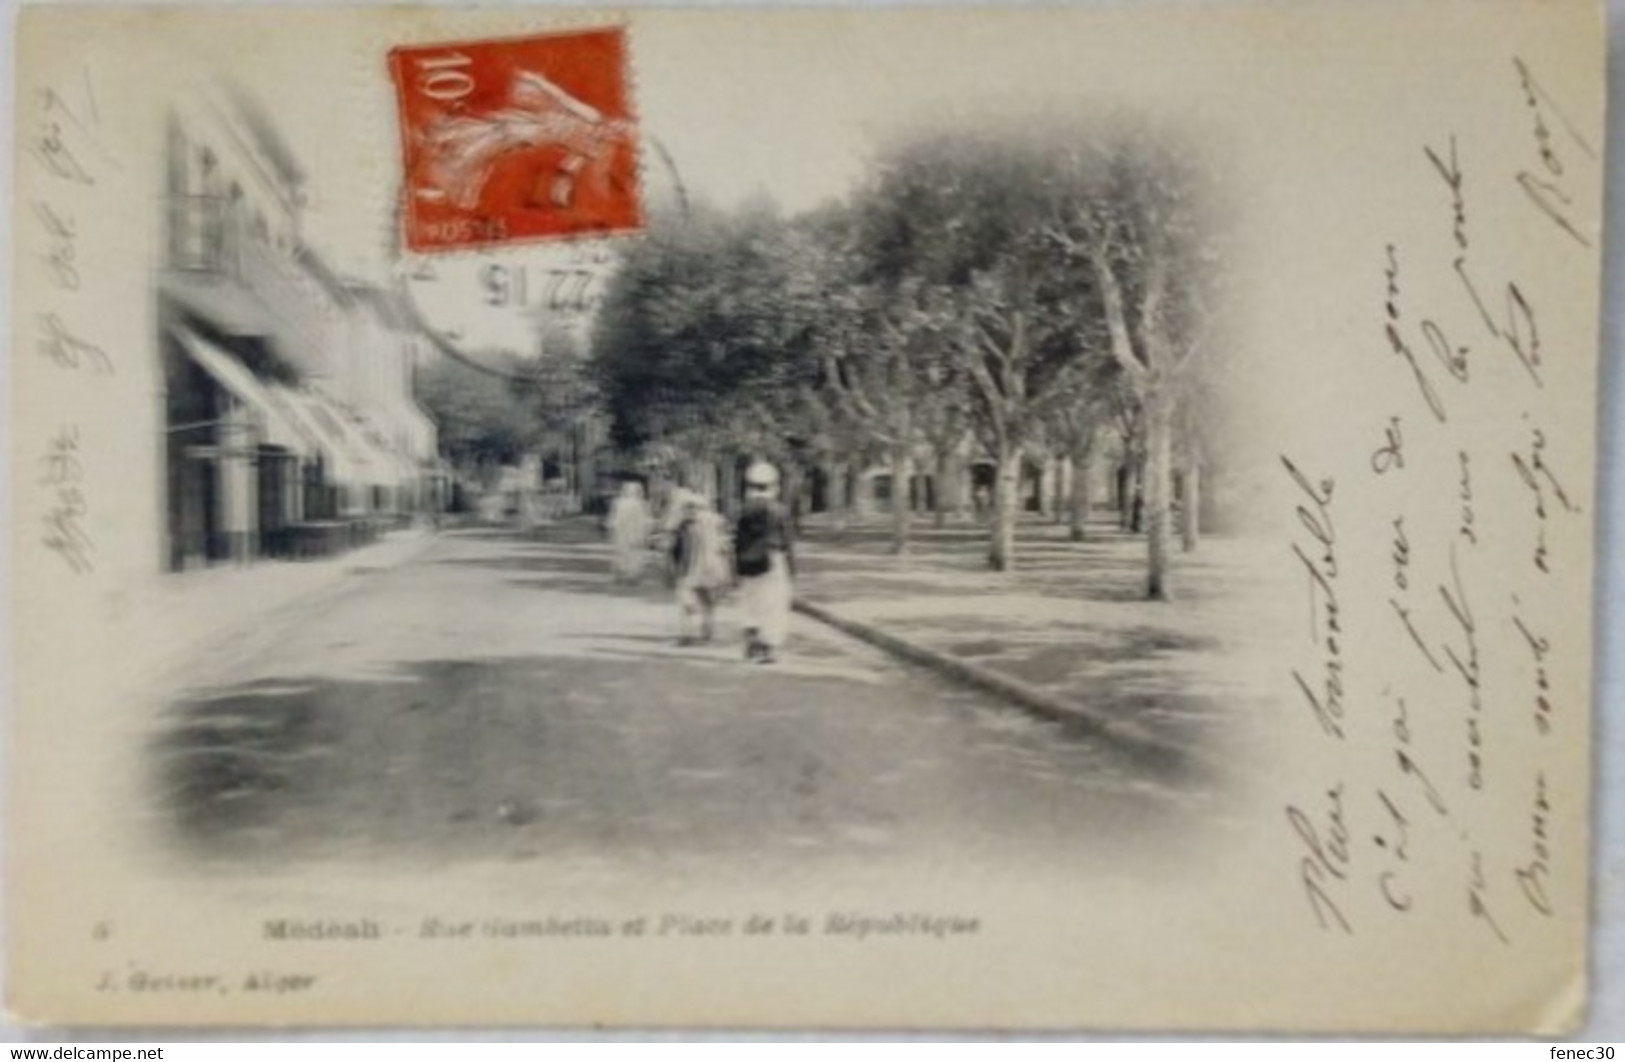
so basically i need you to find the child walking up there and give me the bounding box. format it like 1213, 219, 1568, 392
670, 493, 729, 646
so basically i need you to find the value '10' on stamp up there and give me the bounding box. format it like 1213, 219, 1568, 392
388, 27, 642, 253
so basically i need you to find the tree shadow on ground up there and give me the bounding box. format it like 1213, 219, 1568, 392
932, 622, 1219, 656
941, 625, 1242, 752
799, 541, 1243, 604
557, 630, 851, 665
434, 553, 612, 577
146, 652, 1209, 876
800, 518, 1141, 551
800, 569, 1157, 605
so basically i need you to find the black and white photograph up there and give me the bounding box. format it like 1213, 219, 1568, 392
154, 60, 1263, 878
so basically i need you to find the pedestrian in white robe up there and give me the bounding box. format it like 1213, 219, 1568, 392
606, 480, 651, 583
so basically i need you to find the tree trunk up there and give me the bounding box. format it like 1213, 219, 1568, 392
933, 449, 952, 529
852, 459, 872, 519
1130, 460, 1147, 533
1145, 389, 1174, 600
831, 457, 851, 532
1182, 460, 1201, 552
1070, 443, 1095, 542
783, 463, 804, 535
890, 444, 910, 555
1118, 463, 1133, 530
952, 455, 962, 519
988, 444, 1022, 571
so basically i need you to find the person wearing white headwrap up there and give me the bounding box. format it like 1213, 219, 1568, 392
606, 480, 651, 583
733, 461, 794, 663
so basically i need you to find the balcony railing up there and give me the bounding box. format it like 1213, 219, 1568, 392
167, 194, 233, 275
165, 194, 326, 368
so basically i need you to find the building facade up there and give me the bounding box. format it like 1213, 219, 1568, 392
158, 84, 441, 570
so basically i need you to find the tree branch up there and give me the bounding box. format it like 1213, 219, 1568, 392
823, 350, 898, 446
1139, 254, 1171, 367
974, 320, 1015, 376
1087, 246, 1150, 384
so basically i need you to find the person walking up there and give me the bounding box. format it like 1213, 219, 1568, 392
606, 480, 651, 584
659, 482, 701, 587
734, 461, 794, 664
670, 493, 729, 645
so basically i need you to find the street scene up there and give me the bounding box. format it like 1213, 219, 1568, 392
149, 516, 1257, 884
140, 61, 1277, 883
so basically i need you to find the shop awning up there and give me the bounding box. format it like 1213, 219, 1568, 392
273, 387, 382, 487
174, 327, 316, 459
162, 274, 275, 338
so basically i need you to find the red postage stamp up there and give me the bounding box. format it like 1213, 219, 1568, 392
389, 28, 641, 253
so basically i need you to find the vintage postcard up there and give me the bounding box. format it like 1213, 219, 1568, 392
7, 0, 1606, 1032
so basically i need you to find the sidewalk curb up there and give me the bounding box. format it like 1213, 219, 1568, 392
793, 597, 1219, 775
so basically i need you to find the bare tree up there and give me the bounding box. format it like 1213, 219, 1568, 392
953, 265, 1090, 571
1044, 359, 1120, 541
1047, 136, 1217, 599
822, 282, 937, 555
913, 344, 972, 528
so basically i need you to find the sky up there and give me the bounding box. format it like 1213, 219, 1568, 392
211, 6, 1223, 284
185, 6, 1220, 357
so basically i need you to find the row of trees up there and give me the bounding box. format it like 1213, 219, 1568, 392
417, 319, 597, 484
590, 120, 1225, 599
